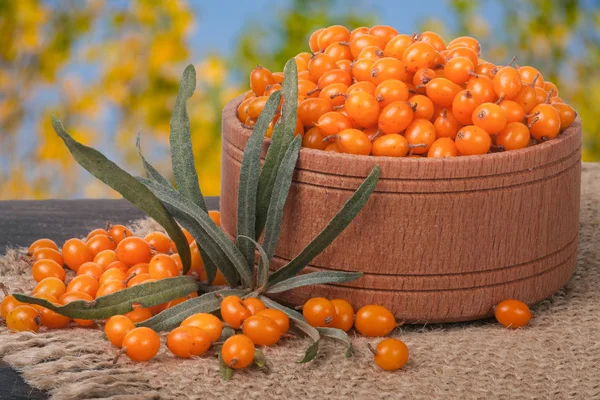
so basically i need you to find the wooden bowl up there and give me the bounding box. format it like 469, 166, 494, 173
220, 95, 582, 323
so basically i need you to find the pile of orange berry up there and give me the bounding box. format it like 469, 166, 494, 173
238, 25, 577, 157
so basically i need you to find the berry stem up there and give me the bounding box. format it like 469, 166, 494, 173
0, 283, 9, 297
306, 88, 320, 96
370, 130, 383, 142
495, 95, 505, 105
367, 343, 378, 355
507, 56, 517, 67
113, 347, 127, 364
408, 143, 427, 150
490, 144, 506, 153
527, 117, 540, 129
322, 135, 338, 143
105, 221, 112, 231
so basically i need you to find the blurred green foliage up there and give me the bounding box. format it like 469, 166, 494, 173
0, 0, 597, 199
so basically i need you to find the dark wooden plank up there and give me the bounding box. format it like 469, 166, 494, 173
0, 198, 220, 399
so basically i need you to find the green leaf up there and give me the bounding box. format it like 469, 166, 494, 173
137, 288, 246, 331
170, 64, 206, 211
136, 133, 171, 187
52, 118, 192, 274
236, 91, 282, 271
218, 353, 235, 381
259, 294, 304, 321
317, 327, 354, 358
253, 349, 268, 368
14, 276, 197, 319
261, 135, 301, 270
237, 235, 269, 291
218, 326, 236, 342
255, 59, 298, 237
297, 340, 320, 364
138, 177, 252, 287
268, 165, 380, 285
265, 271, 363, 294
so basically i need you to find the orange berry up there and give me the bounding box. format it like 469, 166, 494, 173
63, 238, 93, 272
408, 94, 435, 120
455, 125, 492, 155
221, 334, 255, 369
33, 277, 66, 299
93, 249, 118, 270
6, 305, 41, 332
528, 103, 561, 141
355, 305, 396, 337
443, 56, 474, 85
66, 275, 99, 298
351, 58, 376, 82
552, 102, 577, 131
425, 77, 462, 108
107, 224, 132, 245
372, 134, 409, 157
495, 299, 532, 328
59, 291, 94, 326
116, 236, 152, 266
369, 25, 399, 45
149, 254, 179, 280
144, 231, 171, 253
402, 41, 437, 73
330, 299, 354, 332
518, 66, 544, 88
298, 98, 333, 127
28, 238, 58, 255
448, 36, 481, 55
255, 309, 290, 334
475, 62, 499, 80
499, 100, 526, 124
371, 57, 409, 85
105, 315, 136, 347
242, 298, 267, 315
466, 74, 497, 103
434, 109, 461, 139
126, 262, 150, 277
378, 101, 414, 134
250, 66, 275, 96
302, 127, 328, 150
1, 293, 24, 320
374, 79, 409, 109
99, 267, 127, 287
350, 34, 385, 59
416, 31, 446, 51
383, 34, 414, 60
32, 293, 71, 329
77, 262, 104, 280
242, 315, 282, 346
86, 234, 116, 257
318, 68, 352, 89
347, 81, 377, 96
493, 66, 522, 99
344, 91, 380, 128
167, 325, 212, 358
316, 111, 353, 136
121, 327, 161, 362
428, 137, 459, 158
496, 122, 531, 151
452, 90, 481, 125
208, 210, 221, 226
303, 297, 335, 328
472, 102, 508, 134
309, 28, 324, 53
86, 228, 109, 242
96, 280, 126, 298
127, 273, 152, 287
31, 248, 64, 267
182, 313, 223, 342
330, 128, 372, 155
32, 259, 66, 282
308, 53, 337, 82
324, 42, 353, 62
404, 119, 437, 154
372, 338, 409, 371
124, 307, 153, 323
220, 296, 251, 329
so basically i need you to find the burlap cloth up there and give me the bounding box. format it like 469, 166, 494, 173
1, 164, 599, 400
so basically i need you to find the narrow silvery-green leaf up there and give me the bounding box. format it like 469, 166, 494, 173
136, 133, 171, 187
138, 177, 250, 287
317, 327, 354, 358
237, 90, 282, 271
170, 64, 206, 211
253, 349, 268, 368
137, 288, 246, 331
237, 235, 269, 291
265, 271, 363, 294
218, 353, 235, 381
52, 118, 191, 273
15, 276, 197, 319
218, 326, 236, 342
261, 135, 301, 263
268, 165, 380, 285
256, 59, 298, 237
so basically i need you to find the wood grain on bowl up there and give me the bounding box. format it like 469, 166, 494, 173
220, 94, 582, 323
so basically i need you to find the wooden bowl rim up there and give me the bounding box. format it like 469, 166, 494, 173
223, 94, 582, 179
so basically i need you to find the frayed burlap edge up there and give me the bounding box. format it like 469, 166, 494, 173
1, 165, 600, 400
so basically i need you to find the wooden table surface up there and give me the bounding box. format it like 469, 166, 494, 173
0, 198, 219, 400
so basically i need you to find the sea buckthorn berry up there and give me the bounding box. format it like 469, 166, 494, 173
181, 313, 223, 342
250, 66, 275, 96
222, 334, 255, 369
105, 315, 136, 347
350, 34, 385, 59
63, 238, 93, 272
330, 299, 354, 332
309, 28, 324, 52
188, 241, 205, 277
351, 58, 376, 82
318, 25, 350, 51
528, 103, 561, 141
369, 25, 399, 44
96, 280, 127, 298
242, 298, 267, 316
448, 36, 481, 56
297, 80, 318, 98
303, 297, 336, 327
494, 299, 531, 328
220, 295, 251, 329
374, 79, 409, 109
371, 134, 409, 157
94, 249, 118, 270
499, 100, 526, 123
295, 56, 308, 72
127, 273, 152, 287
412, 67, 436, 92
444, 56, 474, 85
552, 103, 577, 131
408, 94, 435, 120
434, 109, 461, 139
428, 137, 458, 158
107, 224, 132, 245
106, 260, 129, 273
237, 98, 253, 123
120, 327, 161, 362
446, 46, 478, 67
344, 92, 380, 128
371, 57, 409, 85
149, 254, 179, 280
318, 68, 352, 89
317, 111, 353, 136
493, 66, 522, 99
416, 31, 446, 51
28, 238, 59, 255
264, 83, 282, 96
116, 237, 152, 266
242, 314, 282, 346
455, 125, 492, 155
325, 42, 353, 62
472, 102, 507, 134
32, 259, 66, 283
319, 83, 348, 107
1, 287, 24, 320
371, 338, 409, 371
6, 305, 41, 332
384, 34, 414, 60
247, 96, 269, 120
402, 41, 437, 73
308, 53, 337, 82
325, 143, 340, 152
59, 291, 95, 326
34, 277, 66, 299
328, 129, 372, 155
534, 86, 549, 106
167, 325, 211, 358
86, 234, 116, 257
66, 275, 99, 298
350, 26, 369, 41
336, 59, 352, 72
378, 101, 414, 134
298, 98, 333, 127
466, 74, 497, 103
32, 293, 71, 329
255, 309, 290, 334
31, 248, 64, 267
496, 122, 531, 151
78, 262, 104, 280
99, 267, 127, 287
544, 81, 559, 96
125, 307, 153, 323
164, 292, 197, 309
452, 90, 481, 125
358, 45, 384, 61
144, 232, 171, 254
355, 305, 397, 337
518, 66, 544, 87
425, 78, 462, 108
303, 127, 328, 150
243, 90, 255, 100
513, 81, 539, 114
347, 81, 377, 96
404, 119, 437, 155
127, 263, 150, 277
475, 62, 499, 79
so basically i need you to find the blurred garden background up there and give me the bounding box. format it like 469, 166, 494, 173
0, 0, 598, 199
